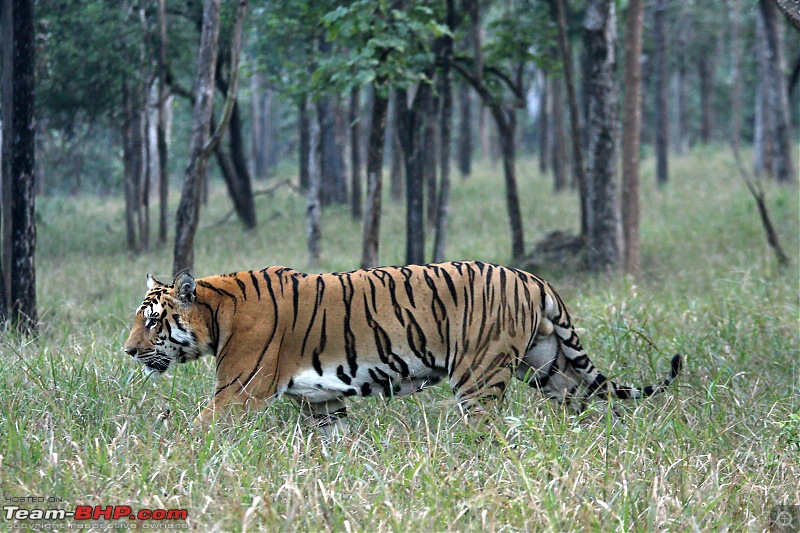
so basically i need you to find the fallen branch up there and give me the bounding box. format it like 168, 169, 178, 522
206, 179, 300, 228
730, 145, 790, 268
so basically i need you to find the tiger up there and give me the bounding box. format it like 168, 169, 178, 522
123, 261, 682, 432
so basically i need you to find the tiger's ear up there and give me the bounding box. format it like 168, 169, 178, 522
146, 274, 163, 290
174, 272, 197, 303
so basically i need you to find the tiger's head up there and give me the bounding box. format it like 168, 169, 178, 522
124, 272, 205, 376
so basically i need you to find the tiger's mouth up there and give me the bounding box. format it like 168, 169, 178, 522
135, 350, 172, 376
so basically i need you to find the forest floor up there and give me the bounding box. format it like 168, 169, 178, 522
1, 147, 798, 531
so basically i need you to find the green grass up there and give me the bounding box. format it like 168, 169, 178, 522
2, 147, 798, 531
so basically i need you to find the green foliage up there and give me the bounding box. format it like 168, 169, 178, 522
320, 0, 450, 94
36, 0, 147, 126
2, 148, 798, 529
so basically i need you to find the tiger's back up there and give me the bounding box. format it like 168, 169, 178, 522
124, 261, 681, 431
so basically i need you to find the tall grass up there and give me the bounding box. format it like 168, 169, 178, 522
1, 148, 798, 531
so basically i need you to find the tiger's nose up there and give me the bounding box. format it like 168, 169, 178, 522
124, 347, 137, 357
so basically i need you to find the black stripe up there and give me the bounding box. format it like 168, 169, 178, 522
249, 271, 261, 300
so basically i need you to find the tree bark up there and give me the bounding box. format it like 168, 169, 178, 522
1, 0, 36, 331
173, 0, 246, 275
360, 89, 389, 269
389, 91, 404, 201
316, 92, 347, 206
298, 94, 310, 190
398, 85, 430, 265
350, 87, 363, 220
307, 111, 321, 269
424, 93, 439, 226
538, 77, 550, 176
157, 0, 169, 244
215, 58, 256, 229
550, 76, 567, 192
621, 0, 644, 275
434, 0, 455, 262
653, 0, 669, 185
122, 81, 145, 253
457, 82, 473, 178
552, 0, 588, 235
753, 14, 774, 178
759, 0, 796, 183
730, 0, 743, 156
584, 0, 622, 272
773, 0, 800, 31
698, 56, 713, 144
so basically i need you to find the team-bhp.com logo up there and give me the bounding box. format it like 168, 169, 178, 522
4, 504, 188, 528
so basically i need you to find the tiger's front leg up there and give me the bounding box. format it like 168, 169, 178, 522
193, 387, 268, 428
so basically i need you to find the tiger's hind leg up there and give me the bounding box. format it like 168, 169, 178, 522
301, 398, 349, 437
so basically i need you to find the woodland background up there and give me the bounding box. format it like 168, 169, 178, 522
0, 1, 798, 531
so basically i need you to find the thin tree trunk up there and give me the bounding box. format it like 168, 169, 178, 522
307, 112, 321, 269
350, 87, 363, 220
653, 0, 669, 185
730, 0, 742, 155
538, 77, 550, 176
495, 109, 525, 260
1, 0, 36, 331
360, 90, 389, 269
457, 82, 472, 178
389, 91, 404, 201
552, 0, 588, 235
173, 0, 246, 275
298, 94, 310, 190
621, 0, 644, 275
216, 61, 256, 229
584, 0, 622, 271
122, 81, 143, 253
698, 56, 713, 144
550, 76, 567, 192
759, 0, 796, 183
424, 93, 439, 226
156, 0, 169, 244
434, 0, 455, 262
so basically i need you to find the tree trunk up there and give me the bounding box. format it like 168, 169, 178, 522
457, 82, 473, 178
552, 0, 588, 236
653, 0, 669, 185
298, 94, 310, 190
216, 59, 256, 229
672, 8, 690, 156
398, 85, 430, 265
350, 87, 363, 220
424, 93, 439, 226
173, 0, 246, 275
550, 76, 567, 192
156, 0, 170, 244
753, 14, 773, 178
1, 0, 37, 331
316, 92, 347, 206
307, 111, 321, 269
434, 0, 455, 262
621, 0, 644, 275
494, 108, 525, 260
538, 77, 550, 176
759, 0, 796, 183
389, 91, 404, 202
122, 81, 145, 253
584, 0, 622, 272
730, 0, 742, 155
360, 90, 389, 269
698, 56, 713, 144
